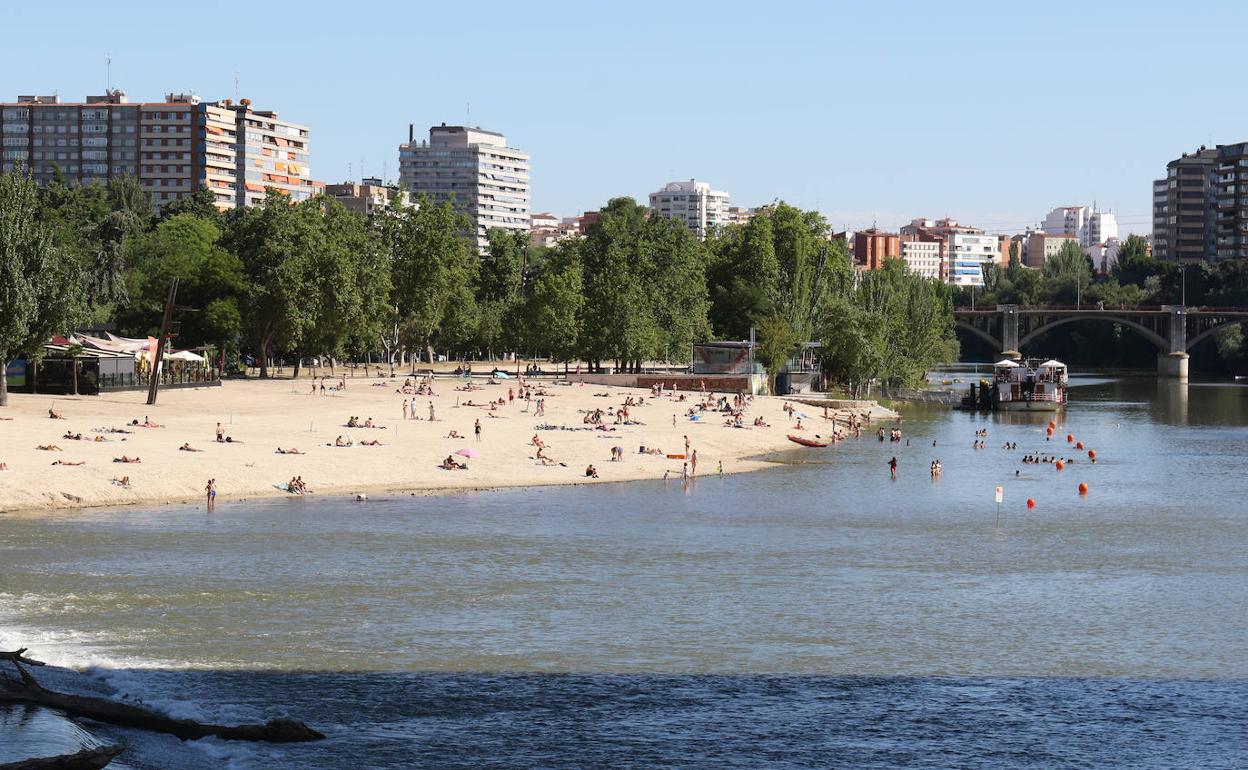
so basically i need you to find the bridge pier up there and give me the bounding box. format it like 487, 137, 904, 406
1157, 352, 1189, 380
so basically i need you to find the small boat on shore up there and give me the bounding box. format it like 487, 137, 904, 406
787, 434, 829, 448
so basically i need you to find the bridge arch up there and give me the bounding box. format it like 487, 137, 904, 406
1017, 315, 1168, 353
1186, 319, 1248, 352
954, 321, 1002, 353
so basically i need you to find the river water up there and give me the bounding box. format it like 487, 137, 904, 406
2, 374, 1246, 768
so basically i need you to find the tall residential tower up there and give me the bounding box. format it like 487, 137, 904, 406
399, 124, 530, 252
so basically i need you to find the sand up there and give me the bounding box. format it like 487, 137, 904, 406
0, 374, 897, 513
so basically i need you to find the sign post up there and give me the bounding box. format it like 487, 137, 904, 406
994, 485, 1004, 526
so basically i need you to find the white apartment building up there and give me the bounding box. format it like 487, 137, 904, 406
648, 179, 730, 239
399, 124, 530, 252
1042, 205, 1118, 248
901, 240, 942, 280
946, 232, 998, 287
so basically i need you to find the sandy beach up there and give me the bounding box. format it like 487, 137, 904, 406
0, 374, 896, 514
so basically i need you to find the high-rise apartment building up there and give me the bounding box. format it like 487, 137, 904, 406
399, 124, 530, 252
0, 90, 312, 210
1152, 146, 1217, 262
1213, 142, 1248, 260
648, 179, 730, 239
1041, 205, 1117, 248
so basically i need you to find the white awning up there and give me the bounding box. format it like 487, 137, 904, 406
994, 359, 1020, 367
1039, 360, 1066, 368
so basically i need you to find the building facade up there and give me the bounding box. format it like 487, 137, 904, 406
901, 239, 942, 279
648, 179, 730, 239
1024, 232, 1079, 268
1213, 142, 1248, 260
945, 232, 998, 287
853, 228, 901, 270
324, 177, 410, 217
399, 124, 530, 252
1152, 146, 1218, 262
0, 90, 312, 210
1042, 205, 1118, 248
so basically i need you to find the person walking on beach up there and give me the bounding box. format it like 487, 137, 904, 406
888, 456, 897, 480
205, 478, 216, 511
474, 419, 482, 442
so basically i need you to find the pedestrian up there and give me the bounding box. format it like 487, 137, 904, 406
474, 418, 482, 442
401, 399, 408, 420
681, 462, 689, 484
888, 456, 897, 479
684, 435, 690, 455
717, 460, 723, 477
205, 478, 216, 511
428, 401, 435, 422
690, 449, 698, 475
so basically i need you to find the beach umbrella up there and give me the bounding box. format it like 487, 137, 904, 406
454, 448, 479, 458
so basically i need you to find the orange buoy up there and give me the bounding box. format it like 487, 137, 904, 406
1066, 434, 1074, 443
1026, 498, 1036, 509
1048, 421, 1056, 429
1056, 460, 1065, 470
1078, 482, 1089, 495
1075, 441, 1084, 450
1087, 449, 1096, 459
1046, 426, 1054, 435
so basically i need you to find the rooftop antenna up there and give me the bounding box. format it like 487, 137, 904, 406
466, 101, 471, 126
348, 161, 352, 181
233, 72, 239, 100
106, 53, 111, 90
383, 159, 388, 185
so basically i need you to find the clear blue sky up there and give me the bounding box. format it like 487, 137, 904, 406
3, 1, 1241, 235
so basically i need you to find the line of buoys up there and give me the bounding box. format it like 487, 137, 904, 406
1078, 482, 1089, 495
1075, 441, 1084, 450
1026, 497, 1036, 509
1055, 460, 1065, 470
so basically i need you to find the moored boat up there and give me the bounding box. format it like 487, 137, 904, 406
992, 358, 1068, 412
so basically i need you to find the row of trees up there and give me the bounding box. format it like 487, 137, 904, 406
0, 167, 961, 405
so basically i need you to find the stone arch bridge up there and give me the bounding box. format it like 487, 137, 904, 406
953, 304, 1248, 379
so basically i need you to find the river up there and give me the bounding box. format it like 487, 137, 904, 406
2, 374, 1246, 768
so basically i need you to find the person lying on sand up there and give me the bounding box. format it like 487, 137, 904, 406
36, 444, 63, 451
112, 476, 131, 487
276, 447, 305, 455
48, 408, 65, 419
446, 430, 463, 439
52, 459, 85, 466
359, 439, 382, 446
113, 455, 141, 463
63, 432, 84, 440
141, 416, 163, 428
179, 443, 203, 452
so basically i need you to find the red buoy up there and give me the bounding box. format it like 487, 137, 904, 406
1046, 426, 1054, 435
1026, 498, 1036, 509
1087, 449, 1096, 459
1056, 460, 1065, 470
1075, 441, 1084, 450
1078, 482, 1089, 495
1066, 434, 1074, 443
1048, 421, 1056, 430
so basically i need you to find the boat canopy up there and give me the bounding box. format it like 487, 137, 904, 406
994, 359, 1020, 367
1039, 360, 1066, 368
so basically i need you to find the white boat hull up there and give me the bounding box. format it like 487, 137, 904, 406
995, 399, 1066, 412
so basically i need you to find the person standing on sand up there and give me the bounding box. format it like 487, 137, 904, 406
690, 449, 698, 475
718, 460, 723, 477
402, 399, 408, 420
474, 419, 482, 442
684, 435, 691, 456
205, 479, 216, 511
681, 462, 689, 485
428, 401, 435, 422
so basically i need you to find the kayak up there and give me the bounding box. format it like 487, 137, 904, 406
787, 435, 829, 448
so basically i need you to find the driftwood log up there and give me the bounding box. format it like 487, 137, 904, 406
0, 746, 123, 770
0, 648, 324, 743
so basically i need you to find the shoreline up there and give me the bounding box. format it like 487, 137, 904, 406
0, 377, 897, 517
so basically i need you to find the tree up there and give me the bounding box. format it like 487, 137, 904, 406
0, 171, 84, 406
520, 242, 584, 367
754, 313, 799, 393
118, 214, 245, 349
380, 194, 477, 363
477, 228, 529, 357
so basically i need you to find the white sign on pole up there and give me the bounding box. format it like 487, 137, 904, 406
994, 486, 1004, 504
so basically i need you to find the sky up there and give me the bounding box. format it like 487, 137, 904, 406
4, 1, 1245, 235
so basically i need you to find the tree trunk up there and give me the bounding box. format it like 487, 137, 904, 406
31, 359, 38, 395
292, 351, 302, 381
0, 745, 123, 770
258, 340, 270, 379
71, 361, 78, 396
0, 649, 323, 744
0, 357, 8, 407
425, 344, 435, 365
